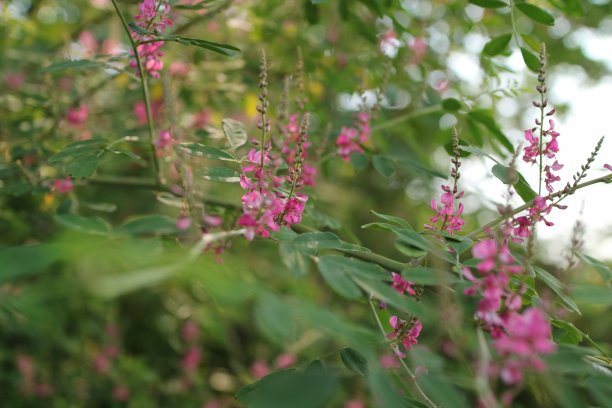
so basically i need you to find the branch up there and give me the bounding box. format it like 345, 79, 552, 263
466, 173, 612, 239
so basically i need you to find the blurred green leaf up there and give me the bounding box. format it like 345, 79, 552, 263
571, 284, 612, 305
516, 3, 555, 26
483, 33, 512, 56
255, 293, 298, 344
373, 155, 395, 177
200, 167, 241, 183
317, 257, 363, 299
66, 155, 101, 178
175, 143, 236, 161
577, 253, 612, 282
468, 0, 508, 8
55, 214, 112, 235
533, 266, 581, 315
0, 244, 63, 282
222, 118, 248, 150
467, 110, 514, 153
340, 347, 370, 377
118, 215, 179, 235
441, 98, 462, 111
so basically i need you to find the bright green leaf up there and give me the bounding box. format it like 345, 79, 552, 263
483, 33, 512, 56
516, 3, 555, 26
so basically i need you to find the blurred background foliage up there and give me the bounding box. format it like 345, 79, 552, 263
1, 0, 611, 406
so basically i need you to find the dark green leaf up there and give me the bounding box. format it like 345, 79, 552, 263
167, 35, 241, 56
92, 264, 180, 298
468, 0, 508, 8
66, 155, 101, 178
482, 33, 512, 56
516, 3, 555, 26
0, 244, 64, 283
48, 139, 106, 163
373, 155, 395, 177
520, 47, 540, 72
441, 98, 462, 111
236, 361, 339, 408
340, 347, 369, 377
533, 266, 581, 314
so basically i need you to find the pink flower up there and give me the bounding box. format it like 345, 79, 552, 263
112, 385, 130, 402
336, 112, 370, 160
388, 316, 422, 354
409, 37, 427, 64
250, 359, 270, 379
176, 215, 192, 230
4, 71, 25, 91
604, 164, 612, 171
344, 400, 365, 408
181, 346, 202, 374
169, 61, 190, 77
181, 321, 200, 343
129, 0, 173, 78
53, 177, 74, 193
426, 185, 465, 234
66, 105, 89, 126
274, 353, 297, 369
379, 353, 399, 369
156, 129, 174, 156
390, 272, 416, 296
134, 100, 163, 125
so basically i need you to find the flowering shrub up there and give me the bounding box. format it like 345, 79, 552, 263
1, 1, 611, 408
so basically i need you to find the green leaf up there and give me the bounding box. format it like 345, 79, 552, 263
516, 3, 555, 26
108, 149, 142, 160
533, 266, 581, 315
369, 210, 414, 230
55, 214, 112, 235
66, 155, 101, 178
492, 164, 519, 185
482, 33, 512, 56
293, 232, 370, 253
520, 47, 540, 72
42, 59, 103, 73
577, 253, 612, 282
254, 293, 298, 344
0, 244, 64, 283
48, 139, 106, 163
316, 256, 389, 282
118, 215, 179, 235
170, 35, 241, 56
571, 284, 612, 305
92, 264, 181, 298
221, 118, 248, 150
387, 151, 447, 178
340, 347, 369, 377
236, 361, 339, 408
373, 155, 395, 177
175, 143, 236, 161
349, 152, 368, 172
368, 370, 406, 408
441, 98, 462, 111
468, 0, 508, 8
551, 319, 584, 345
200, 167, 240, 183
520, 33, 541, 52
311, 0, 328, 3
352, 276, 425, 315
467, 110, 514, 153
317, 257, 364, 299
401, 267, 458, 285
279, 241, 310, 277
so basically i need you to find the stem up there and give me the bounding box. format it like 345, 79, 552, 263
466, 173, 612, 239
537, 86, 545, 197
371, 105, 441, 132
110, 0, 161, 185
368, 297, 438, 408
509, 0, 521, 49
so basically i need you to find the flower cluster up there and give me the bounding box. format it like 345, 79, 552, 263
426, 128, 465, 234
463, 239, 556, 385
238, 116, 311, 240
386, 273, 420, 358
282, 114, 316, 186
513, 195, 554, 240
180, 321, 202, 378
387, 316, 422, 358
129, 0, 173, 78
53, 177, 74, 194
336, 111, 371, 160
156, 129, 174, 157
66, 104, 89, 127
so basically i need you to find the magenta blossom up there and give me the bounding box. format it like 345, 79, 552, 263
426, 185, 465, 234
53, 177, 74, 194
387, 316, 422, 357
336, 112, 371, 160
66, 105, 89, 127
390, 272, 416, 296
129, 0, 173, 78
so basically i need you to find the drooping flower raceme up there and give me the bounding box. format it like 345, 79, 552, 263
129, 0, 173, 78
387, 316, 422, 358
